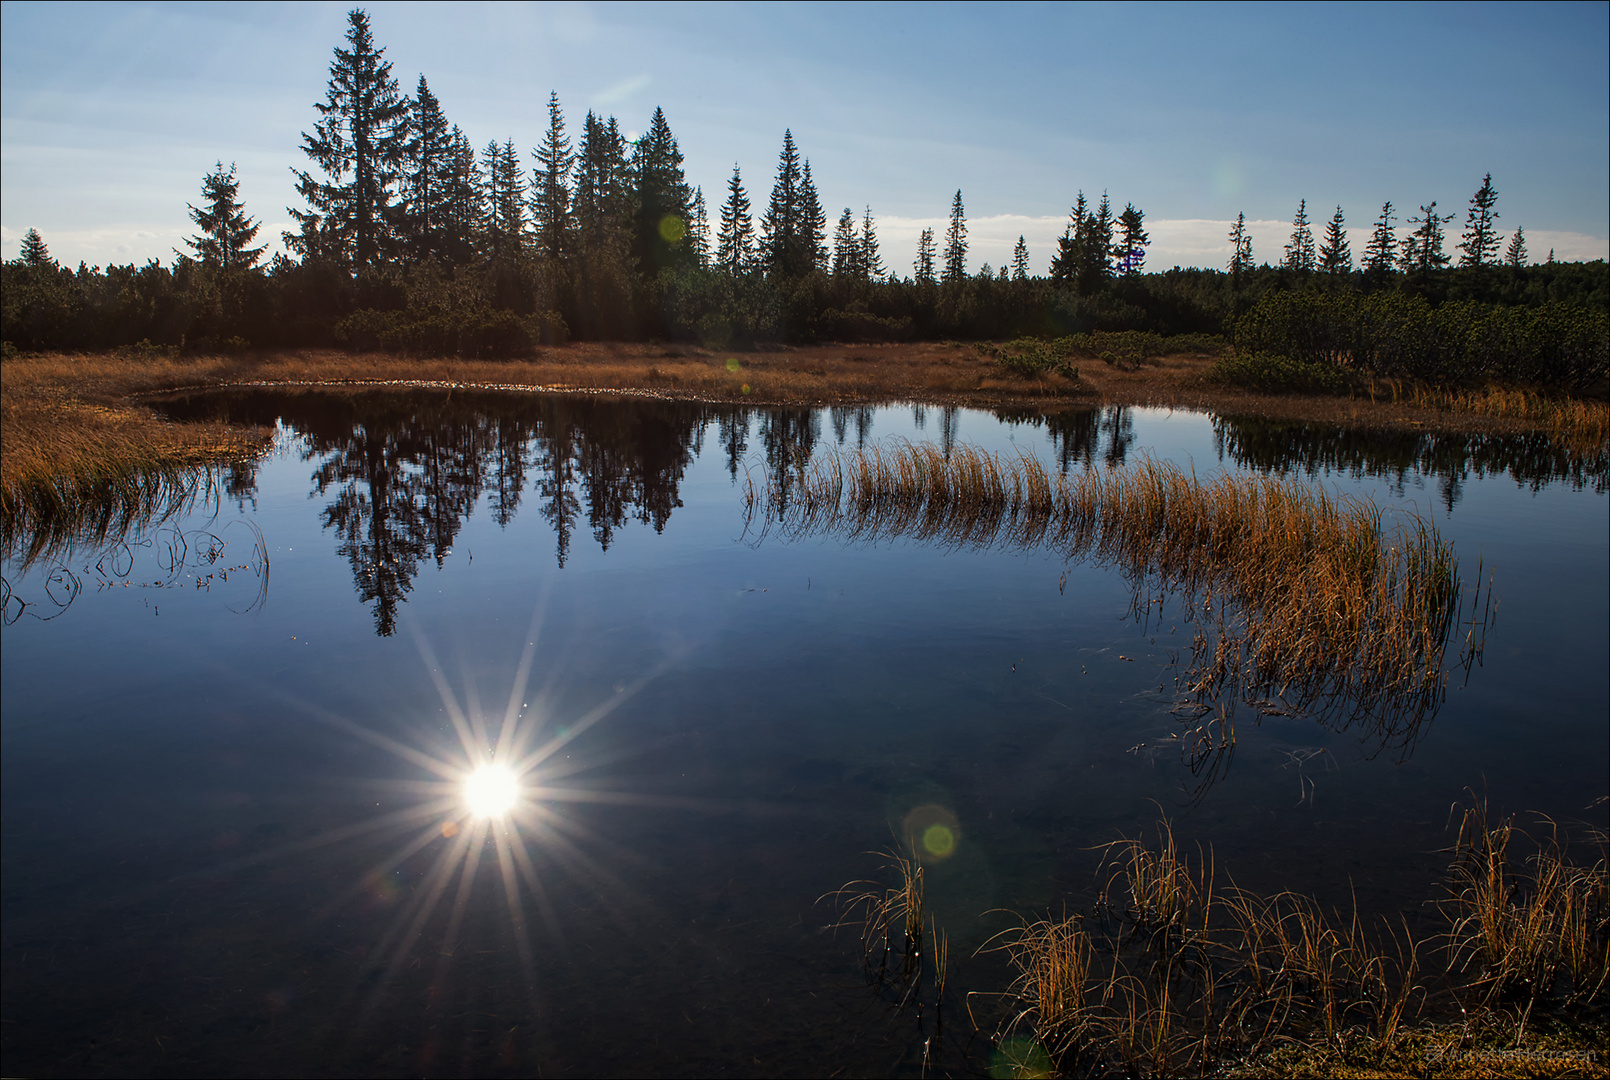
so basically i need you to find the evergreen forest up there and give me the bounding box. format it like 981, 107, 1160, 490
3, 9, 1606, 392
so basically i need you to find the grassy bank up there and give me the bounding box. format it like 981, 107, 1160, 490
3, 345, 1607, 525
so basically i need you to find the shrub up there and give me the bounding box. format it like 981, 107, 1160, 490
1209, 350, 1352, 395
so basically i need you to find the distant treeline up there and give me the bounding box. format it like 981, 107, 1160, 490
2, 8, 1606, 393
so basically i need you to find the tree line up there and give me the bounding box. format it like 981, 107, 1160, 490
3, 7, 1605, 386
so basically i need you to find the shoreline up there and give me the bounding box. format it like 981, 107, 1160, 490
4, 343, 1607, 501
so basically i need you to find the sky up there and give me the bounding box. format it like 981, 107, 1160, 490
2, 1, 1606, 275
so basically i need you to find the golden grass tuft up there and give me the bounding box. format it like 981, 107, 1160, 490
745, 441, 1491, 753
935, 802, 1608, 1078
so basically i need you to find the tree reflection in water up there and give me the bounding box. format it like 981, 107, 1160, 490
134, 391, 1608, 644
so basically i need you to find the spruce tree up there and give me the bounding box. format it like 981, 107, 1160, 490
1283, 199, 1316, 272
859, 207, 884, 280
1504, 227, 1528, 267
761, 130, 803, 277
942, 189, 968, 283
831, 208, 859, 277
628, 107, 693, 272
19, 228, 52, 268
1115, 203, 1148, 275
573, 111, 631, 265
1458, 173, 1500, 267
1318, 205, 1351, 275
440, 127, 482, 264
1050, 192, 1090, 284
1227, 213, 1253, 277
1012, 235, 1029, 281
482, 139, 528, 259
1363, 201, 1397, 274
800, 162, 827, 274
1086, 192, 1114, 288
289, 8, 410, 267
914, 228, 937, 284
400, 76, 456, 264
185, 162, 265, 270
530, 91, 574, 263
687, 186, 710, 267
716, 163, 754, 273
1400, 202, 1454, 274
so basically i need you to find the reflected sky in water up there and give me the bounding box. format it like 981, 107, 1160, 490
3, 394, 1605, 1076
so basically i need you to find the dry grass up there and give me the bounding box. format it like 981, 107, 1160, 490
5, 345, 1602, 520
1387, 382, 1610, 455
925, 804, 1609, 1078
1443, 801, 1610, 1007
744, 441, 1491, 755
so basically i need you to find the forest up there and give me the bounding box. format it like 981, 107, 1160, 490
2, 9, 1606, 392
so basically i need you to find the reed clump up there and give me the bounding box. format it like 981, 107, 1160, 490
942, 803, 1608, 1078
745, 441, 1491, 755
825, 847, 951, 1068
1443, 801, 1610, 1007
1402, 383, 1610, 456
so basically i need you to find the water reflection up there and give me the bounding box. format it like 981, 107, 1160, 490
30, 392, 1607, 641
1212, 415, 1610, 508
1, 467, 269, 624
992, 406, 1137, 469
158, 391, 728, 634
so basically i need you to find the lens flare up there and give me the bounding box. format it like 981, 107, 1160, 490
464, 763, 519, 818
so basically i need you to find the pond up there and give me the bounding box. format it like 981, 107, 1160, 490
3, 390, 1605, 1077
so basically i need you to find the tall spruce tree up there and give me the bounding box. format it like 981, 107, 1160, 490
1283, 199, 1316, 272
530, 91, 574, 263
1012, 235, 1029, 281
799, 162, 827, 274
1228, 213, 1253, 277
185, 162, 265, 270
289, 8, 410, 267
1318, 205, 1351, 275
831, 208, 859, 277
19, 228, 52, 268
1458, 173, 1500, 267
628, 107, 693, 272
942, 189, 968, 282
761, 131, 807, 276
1115, 203, 1148, 275
716, 164, 755, 273
687, 186, 710, 267
1504, 227, 1528, 267
399, 76, 456, 264
573, 112, 631, 265
1086, 192, 1114, 288
439, 127, 482, 264
1363, 201, 1397, 274
482, 139, 528, 259
1050, 192, 1090, 284
914, 228, 937, 284
859, 207, 884, 280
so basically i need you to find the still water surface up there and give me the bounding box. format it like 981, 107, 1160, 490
3, 392, 1605, 1077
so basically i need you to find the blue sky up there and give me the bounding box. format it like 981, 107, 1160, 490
2, 0, 1606, 273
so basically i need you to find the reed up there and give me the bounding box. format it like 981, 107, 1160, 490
1442, 800, 1610, 1006
1401, 383, 1610, 451
950, 806, 1605, 1078
746, 441, 1491, 760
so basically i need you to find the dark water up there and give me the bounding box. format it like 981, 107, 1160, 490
3, 391, 1606, 1077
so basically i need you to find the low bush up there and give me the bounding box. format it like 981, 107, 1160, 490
1210, 350, 1353, 395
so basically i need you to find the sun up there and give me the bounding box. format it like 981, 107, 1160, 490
463, 762, 520, 818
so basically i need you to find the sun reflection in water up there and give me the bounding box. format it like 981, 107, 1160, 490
463, 762, 519, 818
